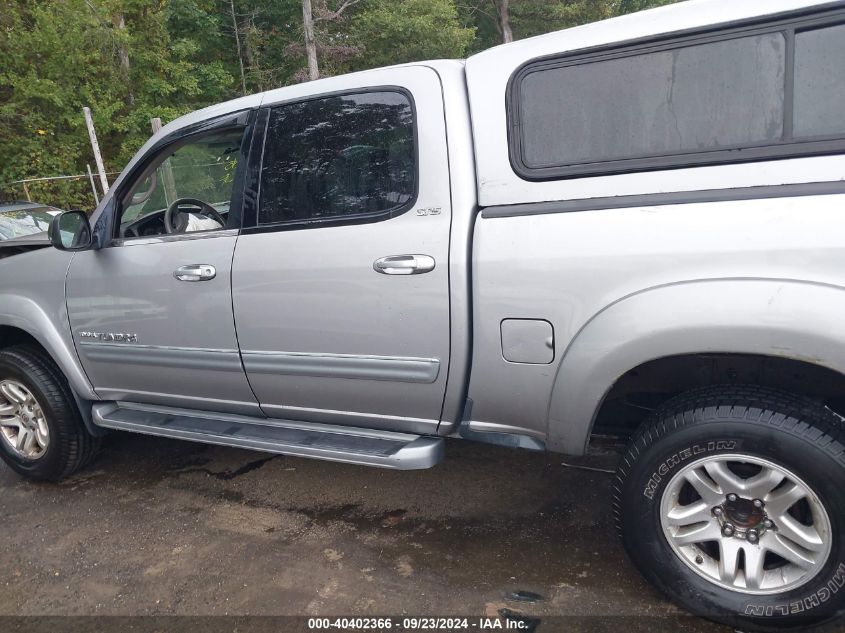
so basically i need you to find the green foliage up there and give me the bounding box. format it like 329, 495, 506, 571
0, 0, 232, 209
617, 0, 679, 14
0, 1, 117, 207
348, 0, 475, 69
0, 0, 678, 210
458, 0, 682, 52
508, 0, 614, 39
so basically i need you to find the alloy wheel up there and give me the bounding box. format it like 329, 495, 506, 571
0, 379, 49, 460
660, 453, 832, 594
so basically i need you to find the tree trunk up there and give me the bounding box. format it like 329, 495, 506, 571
302, 0, 319, 80
228, 0, 247, 95
112, 12, 134, 105
496, 0, 513, 43
241, 12, 258, 90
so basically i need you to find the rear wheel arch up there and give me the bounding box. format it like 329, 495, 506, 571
545, 279, 845, 454
590, 353, 845, 444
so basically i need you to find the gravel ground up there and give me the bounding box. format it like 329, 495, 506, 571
0, 432, 730, 633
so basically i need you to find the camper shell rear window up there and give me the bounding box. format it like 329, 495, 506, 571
507, 7, 845, 181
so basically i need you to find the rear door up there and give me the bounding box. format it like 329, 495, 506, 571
232, 66, 451, 434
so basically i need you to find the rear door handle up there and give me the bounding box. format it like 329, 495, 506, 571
174, 264, 216, 282
373, 254, 435, 275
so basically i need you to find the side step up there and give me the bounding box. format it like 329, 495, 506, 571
91, 403, 444, 470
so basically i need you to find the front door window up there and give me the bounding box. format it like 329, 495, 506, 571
119, 128, 245, 239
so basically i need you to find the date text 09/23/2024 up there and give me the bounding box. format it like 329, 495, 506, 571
307, 617, 531, 630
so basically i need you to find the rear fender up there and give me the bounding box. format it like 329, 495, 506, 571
546, 279, 845, 454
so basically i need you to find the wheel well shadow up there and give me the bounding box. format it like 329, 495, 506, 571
591, 353, 845, 442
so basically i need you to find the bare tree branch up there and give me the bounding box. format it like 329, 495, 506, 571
314, 0, 361, 22
457, 0, 497, 22
228, 0, 248, 94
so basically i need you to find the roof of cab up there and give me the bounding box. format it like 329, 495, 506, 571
153, 59, 465, 142
101, 60, 464, 214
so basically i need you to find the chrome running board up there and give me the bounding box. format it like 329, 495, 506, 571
91, 402, 443, 470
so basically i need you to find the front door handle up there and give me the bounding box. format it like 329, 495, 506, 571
174, 264, 216, 282
373, 254, 435, 275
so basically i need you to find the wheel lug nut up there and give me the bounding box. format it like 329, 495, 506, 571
722, 524, 735, 537
763, 519, 774, 530
727, 493, 738, 502
747, 529, 759, 544
712, 506, 723, 516
753, 499, 764, 509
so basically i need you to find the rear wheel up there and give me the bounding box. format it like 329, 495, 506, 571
615, 386, 845, 631
0, 345, 99, 481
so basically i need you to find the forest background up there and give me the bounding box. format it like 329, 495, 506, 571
0, 0, 678, 206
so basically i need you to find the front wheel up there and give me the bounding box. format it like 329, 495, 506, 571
0, 345, 100, 481
615, 386, 845, 631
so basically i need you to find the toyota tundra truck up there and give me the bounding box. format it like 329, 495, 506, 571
2, 0, 845, 629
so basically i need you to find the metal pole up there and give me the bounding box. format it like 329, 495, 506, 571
83, 107, 109, 194
302, 0, 319, 80
86, 164, 100, 205
151, 117, 177, 204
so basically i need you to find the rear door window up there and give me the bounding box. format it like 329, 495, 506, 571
259, 90, 416, 227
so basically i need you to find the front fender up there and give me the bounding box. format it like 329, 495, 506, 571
546, 279, 845, 454
0, 294, 97, 400
0, 249, 96, 400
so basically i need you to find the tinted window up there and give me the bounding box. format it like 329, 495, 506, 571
259, 91, 415, 225
794, 23, 845, 138
519, 34, 786, 169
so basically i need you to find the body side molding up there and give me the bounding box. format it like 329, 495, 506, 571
78, 342, 243, 372
241, 351, 441, 384
481, 181, 845, 219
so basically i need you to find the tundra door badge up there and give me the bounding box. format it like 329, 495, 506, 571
79, 331, 139, 343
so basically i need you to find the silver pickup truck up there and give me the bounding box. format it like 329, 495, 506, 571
2, 0, 845, 629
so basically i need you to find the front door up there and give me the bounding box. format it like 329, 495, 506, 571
232, 67, 451, 434
66, 117, 260, 415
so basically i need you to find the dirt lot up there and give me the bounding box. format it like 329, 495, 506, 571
0, 433, 730, 632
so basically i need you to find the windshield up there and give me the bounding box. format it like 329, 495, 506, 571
0, 208, 59, 240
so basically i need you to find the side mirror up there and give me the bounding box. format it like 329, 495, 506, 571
49, 211, 92, 251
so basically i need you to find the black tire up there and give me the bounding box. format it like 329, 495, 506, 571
0, 345, 100, 481
614, 385, 845, 632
